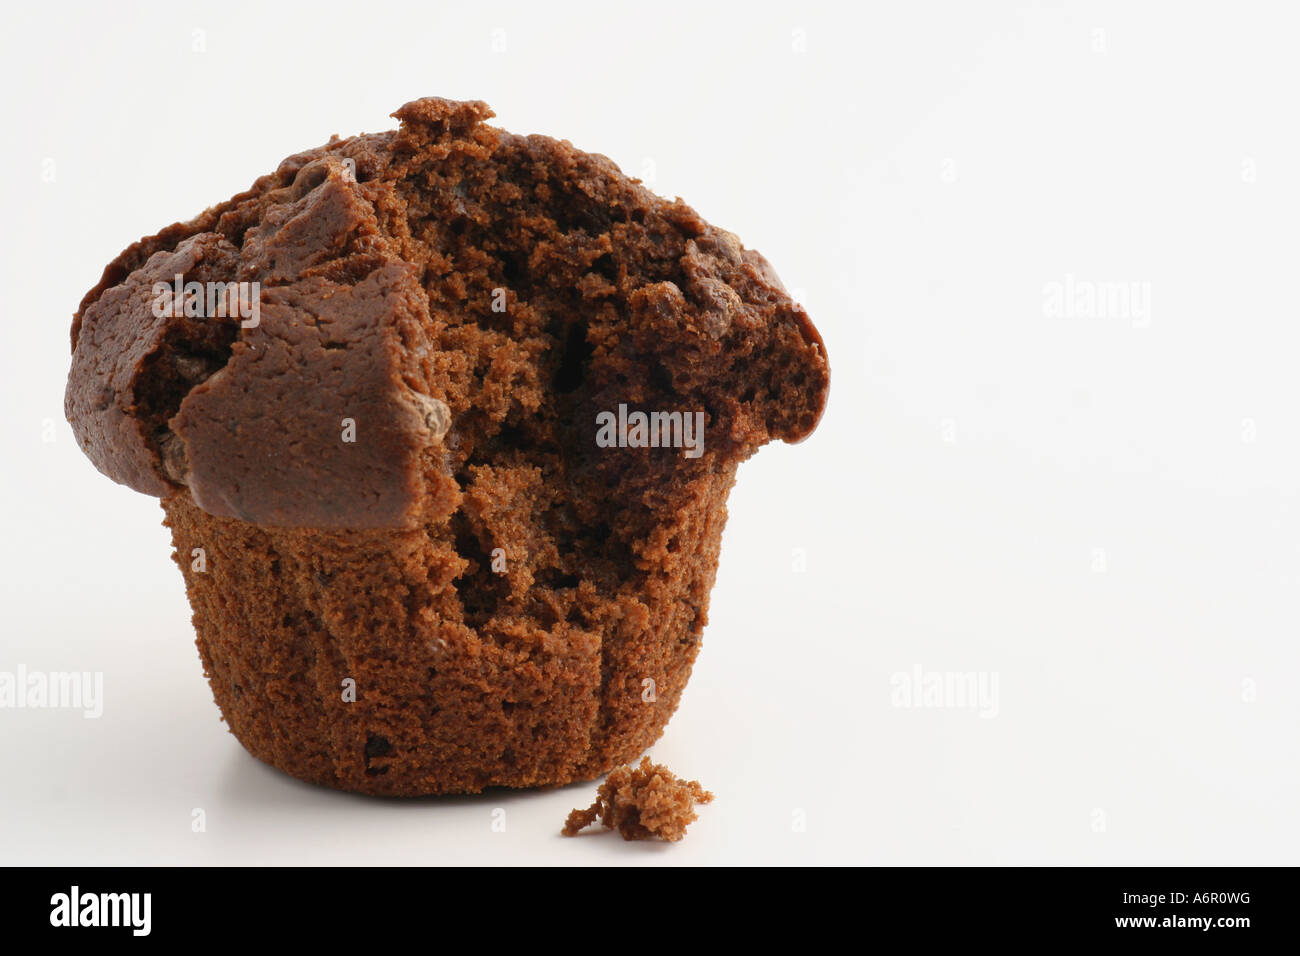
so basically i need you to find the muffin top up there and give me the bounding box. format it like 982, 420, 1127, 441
66, 98, 829, 529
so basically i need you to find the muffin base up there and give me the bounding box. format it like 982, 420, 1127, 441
161, 465, 734, 795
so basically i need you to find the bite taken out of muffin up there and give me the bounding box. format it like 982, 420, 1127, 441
66, 98, 830, 796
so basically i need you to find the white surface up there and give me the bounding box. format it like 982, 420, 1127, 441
2, 0, 1298, 865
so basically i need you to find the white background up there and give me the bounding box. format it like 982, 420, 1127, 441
2, 0, 1298, 866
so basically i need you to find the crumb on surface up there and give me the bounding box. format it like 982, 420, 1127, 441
562, 757, 713, 842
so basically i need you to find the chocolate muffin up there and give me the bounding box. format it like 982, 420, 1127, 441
65, 98, 830, 795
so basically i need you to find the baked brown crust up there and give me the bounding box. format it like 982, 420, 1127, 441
67, 98, 830, 794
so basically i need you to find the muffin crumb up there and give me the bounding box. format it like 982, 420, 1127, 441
563, 757, 713, 842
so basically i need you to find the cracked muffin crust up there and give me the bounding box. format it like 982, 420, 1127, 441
65, 98, 830, 795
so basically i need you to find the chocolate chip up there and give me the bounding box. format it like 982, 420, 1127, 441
158, 431, 189, 485
410, 393, 451, 443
